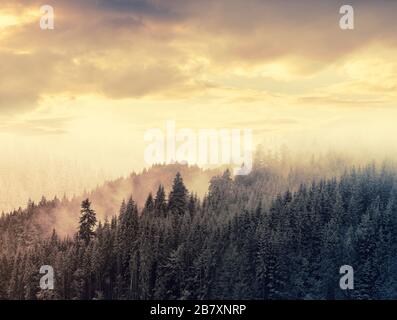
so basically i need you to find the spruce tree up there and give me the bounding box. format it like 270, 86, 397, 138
143, 193, 154, 215
118, 197, 139, 297
154, 185, 167, 215
78, 199, 97, 245
168, 173, 188, 215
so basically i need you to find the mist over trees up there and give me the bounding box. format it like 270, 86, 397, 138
1, 152, 397, 299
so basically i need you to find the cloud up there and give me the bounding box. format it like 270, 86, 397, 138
1, 0, 397, 214
0, 50, 59, 113
0, 116, 72, 135
97, 0, 179, 19
297, 95, 387, 108
1, 0, 397, 118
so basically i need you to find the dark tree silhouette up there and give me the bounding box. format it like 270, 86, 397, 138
78, 198, 97, 244
168, 172, 188, 215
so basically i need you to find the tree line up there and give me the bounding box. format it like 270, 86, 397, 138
1, 163, 397, 299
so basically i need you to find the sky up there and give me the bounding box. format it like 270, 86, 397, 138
0, 0, 397, 211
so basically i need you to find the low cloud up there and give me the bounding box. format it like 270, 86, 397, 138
0, 116, 72, 135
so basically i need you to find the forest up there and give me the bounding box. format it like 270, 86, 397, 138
0, 152, 396, 300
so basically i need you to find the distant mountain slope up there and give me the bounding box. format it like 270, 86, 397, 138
16, 164, 221, 237
85, 163, 221, 216
0, 152, 357, 242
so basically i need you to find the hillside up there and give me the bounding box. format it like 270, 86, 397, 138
0, 163, 221, 238
1, 161, 397, 299
0, 152, 354, 243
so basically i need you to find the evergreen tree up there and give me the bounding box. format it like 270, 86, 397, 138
154, 185, 167, 216
143, 193, 154, 215
168, 173, 188, 215
118, 197, 139, 297
78, 199, 97, 245
2, 159, 397, 300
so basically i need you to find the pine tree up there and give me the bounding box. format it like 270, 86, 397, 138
154, 185, 167, 216
118, 197, 139, 297
168, 173, 188, 215
208, 170, 233, 211
143, 193, 154, 215
78, 199, 97, 245
188, 193, 198, 216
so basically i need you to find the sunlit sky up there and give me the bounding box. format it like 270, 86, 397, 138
0, 0, 397, 211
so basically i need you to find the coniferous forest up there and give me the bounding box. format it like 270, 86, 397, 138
1, 156, 397, 300
2, 0, 397, 304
